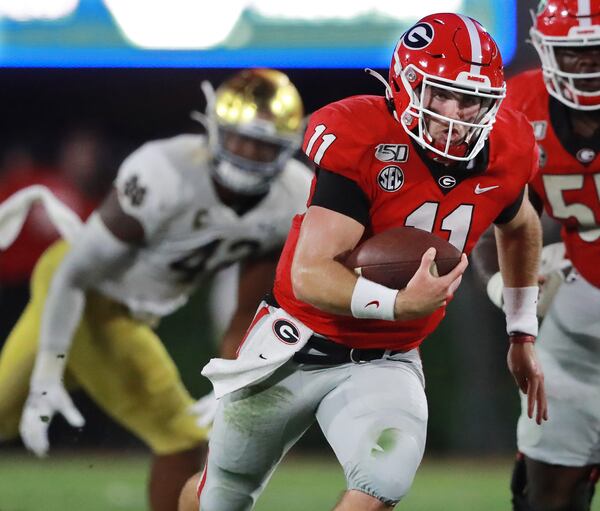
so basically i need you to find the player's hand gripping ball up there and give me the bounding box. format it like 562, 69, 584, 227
343, 226, 462, 289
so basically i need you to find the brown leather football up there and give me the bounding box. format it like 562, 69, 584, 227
343, 226, 462, 289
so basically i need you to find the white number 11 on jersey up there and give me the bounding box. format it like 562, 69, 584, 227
305, 124, 337, 165
406, 202, 473, 252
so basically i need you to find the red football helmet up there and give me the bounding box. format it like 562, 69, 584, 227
531, 0, 600, 110
387, 13, 505, 162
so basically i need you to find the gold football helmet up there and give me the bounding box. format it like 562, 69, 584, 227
215, 68, 303, 143
197, 69, 304, 195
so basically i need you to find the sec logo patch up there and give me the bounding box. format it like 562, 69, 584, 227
377, 165, 404, 192
272, 319, 301, 345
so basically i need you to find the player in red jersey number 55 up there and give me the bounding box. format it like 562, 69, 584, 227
475, 1, 600, 510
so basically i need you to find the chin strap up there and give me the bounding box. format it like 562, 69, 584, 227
364, 68, 400, 122
364, 68, 394, 99
429, 141, 469, 161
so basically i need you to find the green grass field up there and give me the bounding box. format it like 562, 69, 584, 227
0, 453, 598, 511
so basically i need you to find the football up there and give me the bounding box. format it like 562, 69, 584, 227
343, 226, 462, 289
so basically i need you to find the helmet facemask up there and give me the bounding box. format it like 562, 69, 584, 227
531, 17, 600, 110
210, 124, 299, 196
397, 65, 505, 162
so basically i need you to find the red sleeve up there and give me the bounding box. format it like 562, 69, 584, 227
514, 111, 539, 183
501, 70, 541, 113
501, 71, 545, 183
500, 76, 523, 113
302, 103, 373, 197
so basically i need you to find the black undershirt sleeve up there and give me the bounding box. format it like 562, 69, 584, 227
309, 167, 370, 226
493, 188, 525, 225
528, 186, 544, 216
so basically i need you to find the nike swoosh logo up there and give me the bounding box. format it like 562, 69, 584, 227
365, 300, 380, 309
475, 184, 500, 194
259, 354, 267, 360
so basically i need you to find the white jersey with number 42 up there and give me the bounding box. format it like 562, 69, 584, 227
96, 134, 312, 318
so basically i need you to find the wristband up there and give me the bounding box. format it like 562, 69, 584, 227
350, 276, 398, 321
509, 333, 536, 344
502, 286, 539, 337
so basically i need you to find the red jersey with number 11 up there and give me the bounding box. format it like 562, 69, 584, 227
274, 95, 538, 350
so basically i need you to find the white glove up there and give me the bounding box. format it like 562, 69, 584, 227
537, 268, 569, 317
539, 242, 569, 275
19, 352, 85, 457
20, 381, 85, 457
188, 391, 218, 429
486, 242, 572, 318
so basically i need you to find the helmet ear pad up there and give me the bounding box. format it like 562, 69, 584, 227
389, 69, 423, 132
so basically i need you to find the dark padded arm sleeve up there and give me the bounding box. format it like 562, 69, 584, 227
309, 167, 370, 226
528, 186, 544, 216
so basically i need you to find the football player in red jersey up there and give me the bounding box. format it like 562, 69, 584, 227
192, 13, 547, 511
473, 2, 600, 510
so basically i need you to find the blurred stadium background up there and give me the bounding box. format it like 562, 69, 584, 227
0, 1, 580, 509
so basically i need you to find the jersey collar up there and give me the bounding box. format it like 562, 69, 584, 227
410, 138, 489, 195
548, 96, 600, 163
